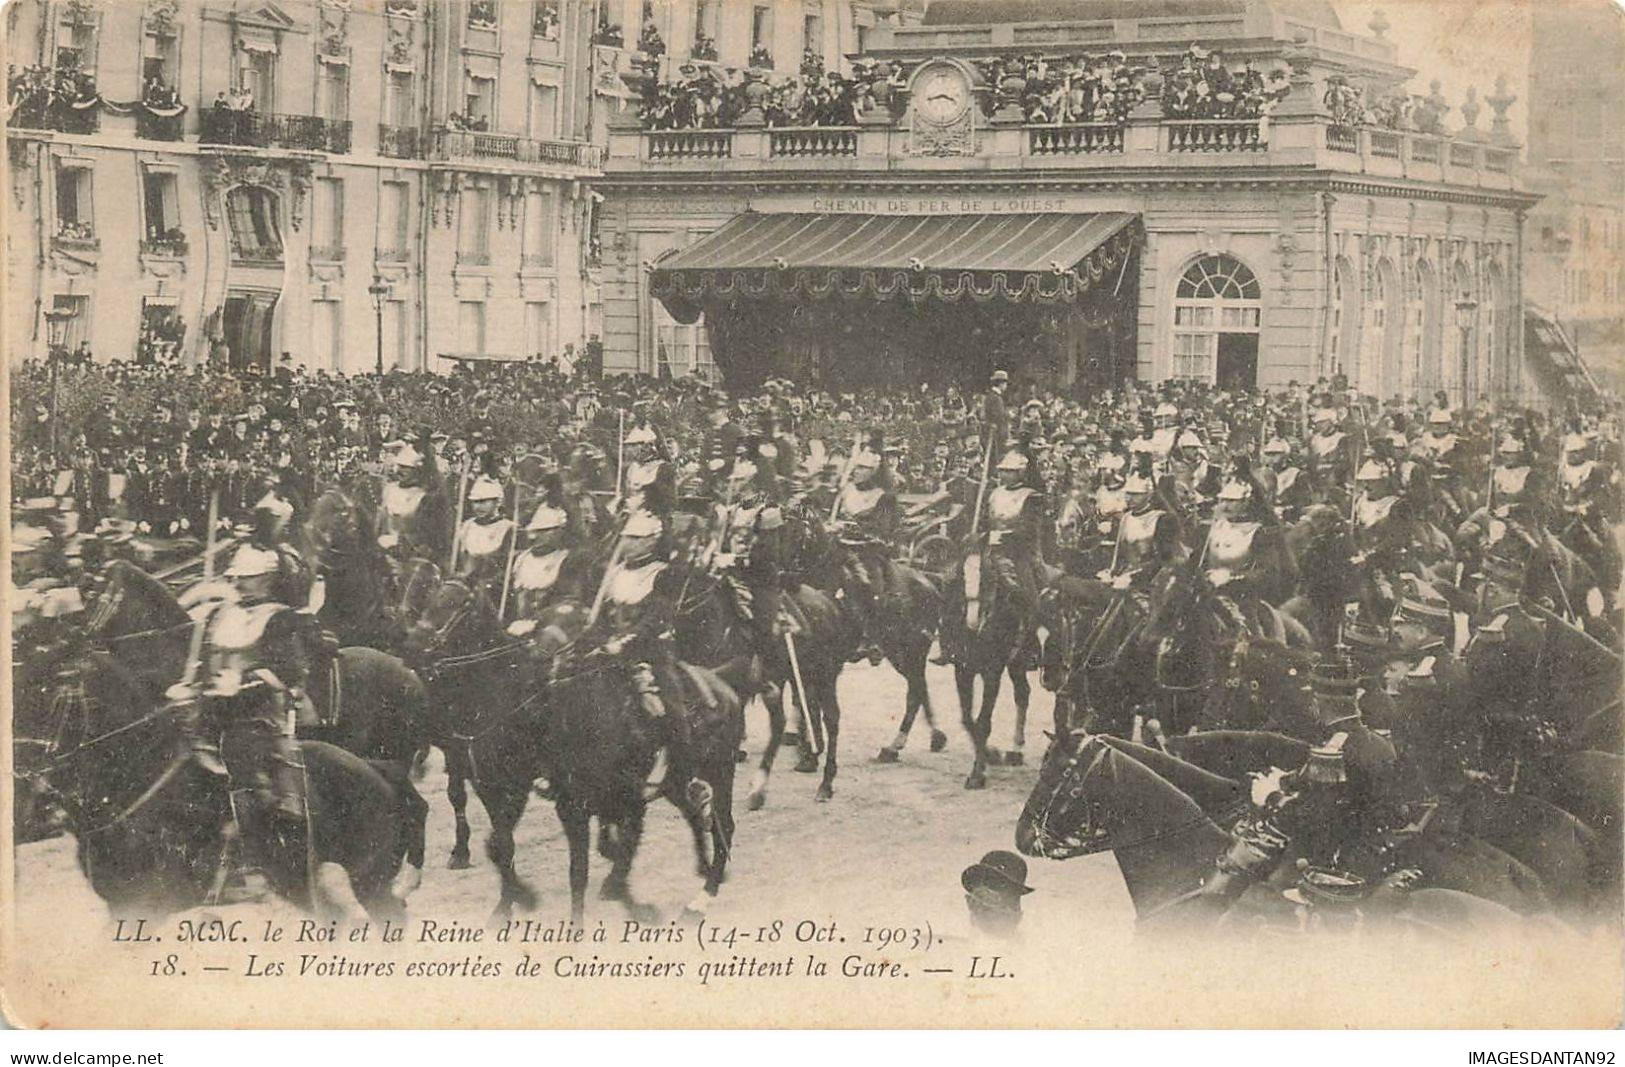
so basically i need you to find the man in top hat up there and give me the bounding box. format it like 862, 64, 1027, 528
980, 370, 1011, 462
960, 850, 1033, 939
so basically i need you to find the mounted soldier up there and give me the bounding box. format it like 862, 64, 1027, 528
172, 490, 320, 824
505, 501, 591, 644
1261, 435, 1311, 520
1306, 405, 1355, 506
1201, 465, 1289, 626
937, 446, 1046, 667
452, 476, 516, 605
377, 440, 452, 572
620, 423, 677, 521
1102, 468, 1180, 593
831, 446, 901, 666
581, 509, 711, 817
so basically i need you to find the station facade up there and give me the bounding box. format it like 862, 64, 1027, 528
597, 0, 1539, 405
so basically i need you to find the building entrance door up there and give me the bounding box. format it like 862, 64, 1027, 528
1216, 333, 1259, 392
223, 290, 279, 372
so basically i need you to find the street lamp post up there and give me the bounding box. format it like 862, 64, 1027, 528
1454, 294, 1478, 407
43, 305, 76, 463
368, 273, 391, 376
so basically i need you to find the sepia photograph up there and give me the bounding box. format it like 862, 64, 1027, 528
3, 0, 1623, 1034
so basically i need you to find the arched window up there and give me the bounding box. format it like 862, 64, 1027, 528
1482, 264, 1504, 398
225, 186, 282, 260
1327, 258, 1360, 379
1172, 254, 1261, 387
1449, 261, 1475, 404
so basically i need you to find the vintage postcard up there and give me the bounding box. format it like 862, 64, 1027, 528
3, 0, 1622, 1031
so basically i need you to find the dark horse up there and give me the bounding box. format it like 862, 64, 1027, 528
790, 507, 951, 766
945, 546, 1037, 788
301, 483, 401, 650
23, 635, 426, 922
538, 646, 743, 924
1016, 730, 1558, 929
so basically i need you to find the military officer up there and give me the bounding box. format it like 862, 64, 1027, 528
452, 476, 516, 604
832, 447, 901, 665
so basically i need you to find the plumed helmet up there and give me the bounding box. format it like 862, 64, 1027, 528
526, 504, 568, 532
468, 477, 503, 503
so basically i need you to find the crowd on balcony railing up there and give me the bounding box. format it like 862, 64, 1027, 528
976, 51, 1148, 125
1324, 74, 1451, 136
54, 220, 96, 244
1159, 45, 1291, 122
143, 226, 187, 255
5, 63, 100, 132
636, 59, 884, 131
200, 87, 258, 144
444, 110, 491, 132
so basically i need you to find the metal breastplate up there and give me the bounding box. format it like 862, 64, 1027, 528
627, 460, 662, 493
1356, 494, 1399, 531
1493, 465, 1532, 501
1208, 519, 1260, 569
1116, 509, 1163, 569
380, 483, 425, 535
987, 486, 1033, 531
460, 518, 512, 560
1311, 431, 1346, 460
1275, 467, 1301, 497
603, 561, 666, 630
838, 484, 884, 523
512, 548, 568, 593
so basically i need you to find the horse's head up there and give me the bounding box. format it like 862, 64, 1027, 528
403, 578, 493, 660
85, 559, 188, 643
1015, 730, 1110, 861
1209, 636, 1316, 733
1141, 563, 1197, 644
303, 487, 363, 565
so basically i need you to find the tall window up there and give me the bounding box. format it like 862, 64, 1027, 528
465, 74, 495, 127
457, 301, 487, 354
526, 300, 552, 359
1358, 264, 1389, 397
51, 294, 90, 352
523, 188, 553, 267
237, 48, 276, 110
458, 186, 491, 262
804, 12, 823, 56
379, 179, 410, 258
386, 71, 415, 127
654, 304, 714, 381
751, 5, 773, 57
54, 162, 94, 239
1406, 261, 1435, 399
226, 186, 282, 259
1171, 255, 1260, 383
312, 299, 342, 370
142, 30, 179, 85
313, 177, 344, 258
383, 299, 409, 369
529, 82, 558, 140
533, 0, 560, 39
317, 62, 349, 122
55, 17, 97, 71
141, 167, 181, 241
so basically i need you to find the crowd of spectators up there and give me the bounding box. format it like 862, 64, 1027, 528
1325, 75, 1452, 135
1158, 45, 1291, 121
6, 63, 100, 132
976, 51, 1149, 125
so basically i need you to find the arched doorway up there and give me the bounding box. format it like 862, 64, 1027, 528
1407, 259, 1438, 400
1483, 263, 1505, 398
1326, 257, 1359, 383
1172, 254, 1261, 389
1356, 259, 1392, 399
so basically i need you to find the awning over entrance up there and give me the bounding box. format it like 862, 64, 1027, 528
651, 211, 1140, 308
1525, 306, 1603, 401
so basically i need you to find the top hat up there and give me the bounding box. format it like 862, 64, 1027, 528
960, 850, 1033, 896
